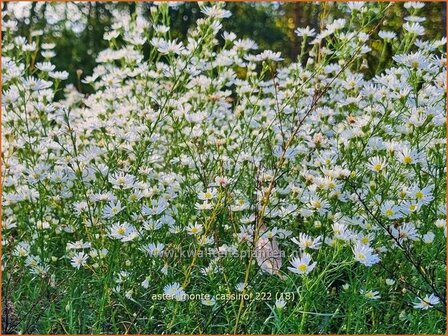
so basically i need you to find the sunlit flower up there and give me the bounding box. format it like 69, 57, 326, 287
368, 156, 387, 173
287, 253, 316, 275
109, 222, 139, 242
186, 223, 203, 235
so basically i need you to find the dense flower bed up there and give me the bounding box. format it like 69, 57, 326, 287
1, 2, 446, 334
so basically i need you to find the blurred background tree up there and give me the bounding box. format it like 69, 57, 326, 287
2, 1, 445, 93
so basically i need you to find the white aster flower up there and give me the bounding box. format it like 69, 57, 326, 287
413, 294, 440, 310
287, 253, 316, 275
353, 242, 380, 267
70, 251, 89, 269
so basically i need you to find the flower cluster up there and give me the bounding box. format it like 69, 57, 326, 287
1, 1, 446, 334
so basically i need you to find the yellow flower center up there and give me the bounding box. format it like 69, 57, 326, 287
415, 191, 423, 199
356, 253, 366, 261
385, 209, 394, 217
373, 163, 382, 171
117, 227, 126, 235
297, 263, 307, 272
403, 156, 412, 164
